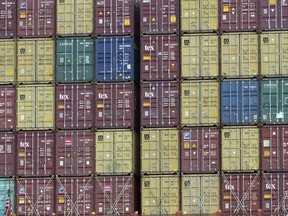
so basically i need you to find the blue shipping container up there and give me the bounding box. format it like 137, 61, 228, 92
0, 179, 15, 214
221, 80, 259, 125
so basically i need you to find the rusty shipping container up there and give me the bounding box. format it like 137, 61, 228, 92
0, 178, 15, 214
95, 175, 140, 215
141, 35, 179, 81
17, 131, 54, 176
17, 0, 55, 37
140, 0, 179, 34
181, 128, 219, 173
0, 132, 15, 177
0, 85, 15, 130
56, 84, 93, 129
141, 81, 179, 127
0, 0, 16, 38
0, 40, 16, 84
222, 173, 261, 215
16, 177, 54, 215
95, 83, 139, 128
56, 177, 93, 215
56, 130, 94, 176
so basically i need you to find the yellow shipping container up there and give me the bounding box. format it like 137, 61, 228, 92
222, 127, 259, 171
182, 174, 220, 215
142, 175, 179, 215
18, 39, 54, 83
141, 128, 179, 174
17, 85, 54, 130
0, 40, 16, 84
95, 129, 139, 174
181, 81, 219, 126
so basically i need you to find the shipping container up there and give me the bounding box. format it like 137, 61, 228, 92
261, 32, 288, 77
18, 39, 54, 83
141, 128, 179, 174
181, 34, 218, 79
0, 40, 16, 84
261, 126, 288, 171
221, 80, 259, 125
222, 173, 261, 215
260, 0, 288, 30
141, 81, 179, 127
0, 178, 15, 214
182, 174, 220, 214
56, 0, 93, 35
17, 0, 55, 37
0, 133, 15, 177
56, 84, 93, 129
0, 0, 16, 38
17, 131, 54, 176
261, 79, 288, 124
220, 0, 258, 32
56, 176, 93, 215
56, 38, 94, 83
95, 129, 139, 174
140, 0, 179, 34
181, 128, 219, 173
141, 35, 179, 81
17, 85, 54, 130
16, 177, 54, 215
56, 130, 94, 176
181, 0, 218, 32
142, 175, 179, 215
0, 85, 15, 130
221, 33, 258, 77
181, 81, 219, 126
95, 83, 139, 128
95, 175, 140, 215
222, 127, 259, 171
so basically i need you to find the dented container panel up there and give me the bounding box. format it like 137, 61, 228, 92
0, 86, 15, 130
0, 0, 16, 38
0, 179, 15, 214
0, 40, 16, 84
0, 133, 15, 177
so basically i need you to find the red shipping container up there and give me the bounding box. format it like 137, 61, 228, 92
17, 178, 54, 215
17, 0, 55, 37
181, 128, 220, 173
0, 132, 15, 177
222, 173, 261, 215
220, 0, 258, 32
17, 131, 54, 176
56, 84, 94, 129
56, 130, 94, 176
140, 0, 179, 34
95, 83, 139, 128
56, 177, 93, 215
0, 85, 15, 130
0, 0, 16, 38
95, 175, 140, 215
141, 81, 179, 127
141, 35, 179, 81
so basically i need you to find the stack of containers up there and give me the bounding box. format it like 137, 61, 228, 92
139, 0, 180, 215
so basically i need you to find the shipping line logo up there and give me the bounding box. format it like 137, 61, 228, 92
144, 45, 154, 51
144, 92, 155, 98
59, 94, 69, 100
20, 141, 29, 147
98, 93, 108, 99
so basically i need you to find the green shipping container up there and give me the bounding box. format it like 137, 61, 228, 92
0, 179, 15, 214
0, 40, 16, 84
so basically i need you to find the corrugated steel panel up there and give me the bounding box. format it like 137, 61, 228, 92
17, 0, 55, 37
56, 84, 93, 129
56, 38, 94, 83
221, 80, 259, 125
95, 175, 140, 215
181, 81, 219, 126
0, 85, 15, 130
56, 0, 93, 35
17, 132, 54, 176
17, 85, 54, 130
0, 178, 15, 214
222, 127, 259, 171
141, 35, 179, 81
181, 128, 219, 173
181, 0, 218, 32
95, 129, 139, 174
181, 34, 218, 79
221, 33, 258, 78
182, 174, 220, 214
56, 130, 94, 176
18, 39, 54, 83
0, 0, 16, 38
0, 40, 16, 84
261, 32, 288, 76
141, 128, 179, 174
16, 178, 54, 215
0, 133, 15, 177
222, 173, 260, 215
261, 79, 288, 124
